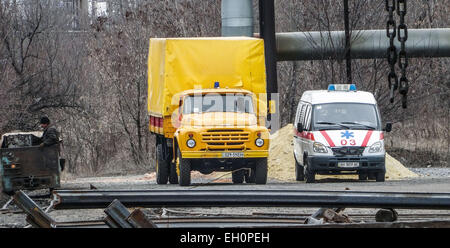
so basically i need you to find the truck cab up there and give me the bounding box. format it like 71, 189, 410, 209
173, 86, 269, 186
293, 84, 392, 183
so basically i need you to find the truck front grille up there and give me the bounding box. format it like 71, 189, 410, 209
201, 129, 250, 150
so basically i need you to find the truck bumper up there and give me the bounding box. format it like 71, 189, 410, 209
307, 155, 385, 174
182, 150, 268, 159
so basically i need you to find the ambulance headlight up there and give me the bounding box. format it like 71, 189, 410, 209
255, 138, 264, 147
313, 142, 328, 153
186, 139, 196, 148
369, 141, 383, 153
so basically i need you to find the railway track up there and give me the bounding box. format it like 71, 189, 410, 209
51, 189, 450, 210
4, 189, 450, 228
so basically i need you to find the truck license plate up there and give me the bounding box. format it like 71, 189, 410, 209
338, 162, 359, 168
222, 152, 244, 158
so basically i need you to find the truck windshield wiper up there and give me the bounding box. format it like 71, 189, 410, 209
339, 122, 376, 130
315, 122, 350, 129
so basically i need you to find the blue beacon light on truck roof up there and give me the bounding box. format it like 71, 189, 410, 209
328, 84, 357, 91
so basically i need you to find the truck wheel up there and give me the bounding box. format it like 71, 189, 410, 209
295, 159, 305, 181
304, 158, 315, 183
244, 169, 255, 183
376, 170, 386, 182
232, 169, 245, 184
177, 149, 191, 186
254, 158, 267, 184
156, 144, 169, 184
169, 162, 179, 184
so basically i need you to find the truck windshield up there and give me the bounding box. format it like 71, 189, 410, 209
312, 103, 380, 130
183, 94, 254, 114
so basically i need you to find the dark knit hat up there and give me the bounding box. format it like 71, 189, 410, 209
40, 116, 50, 125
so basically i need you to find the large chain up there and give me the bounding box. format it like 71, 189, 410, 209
397, 0, 408, 108
385, 0, 398, 103
385, 0, 409, 108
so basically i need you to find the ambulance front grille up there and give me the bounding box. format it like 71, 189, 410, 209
331, 147, 365, 156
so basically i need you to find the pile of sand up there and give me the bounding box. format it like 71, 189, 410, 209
268, 124, 418, 182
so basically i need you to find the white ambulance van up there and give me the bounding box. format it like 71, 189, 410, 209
293, 84, 392, 183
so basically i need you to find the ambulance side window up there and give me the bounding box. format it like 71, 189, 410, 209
295, 103, 304, 125
298, 103, 307, 128
304, 105, 312, 130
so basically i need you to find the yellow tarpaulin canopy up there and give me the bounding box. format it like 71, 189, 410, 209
147, 37, 267, 117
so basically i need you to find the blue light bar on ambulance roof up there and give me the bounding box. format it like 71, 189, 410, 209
328, 84, 357, 91
214, 82, 220, 88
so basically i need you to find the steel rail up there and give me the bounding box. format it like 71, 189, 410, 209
52, 189, 450, 210
51, 217, 450, 228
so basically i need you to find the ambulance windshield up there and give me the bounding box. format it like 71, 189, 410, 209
313, 103, 379, 130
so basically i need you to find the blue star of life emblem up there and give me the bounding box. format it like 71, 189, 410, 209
341, 130, 354, 139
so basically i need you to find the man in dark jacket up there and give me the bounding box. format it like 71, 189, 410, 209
39, 116, 59, 147
39, 116, 65, 171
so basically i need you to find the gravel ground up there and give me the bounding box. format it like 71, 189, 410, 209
1, 167, 449, 228
410, 168, 450, 178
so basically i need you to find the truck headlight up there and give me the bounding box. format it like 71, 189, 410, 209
368, 141, 383, 153
255, 138, 264, 147
313, 142, 328, 153
186, 139, 196, 148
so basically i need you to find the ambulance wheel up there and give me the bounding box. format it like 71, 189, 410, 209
244, 169, 255, 183
358, 173, 368, 181
376, 170, 385, 182
304, 158, 315, 183
156, 144, 169, 184
368, 173, 376, 180
295, 159, 305, 181
169, 162, 179, 184
255, 158, 267, 184
232, 169, 245, 184
177, 148, 191, 186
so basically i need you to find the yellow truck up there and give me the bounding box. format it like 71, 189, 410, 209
147, 37, 271, 186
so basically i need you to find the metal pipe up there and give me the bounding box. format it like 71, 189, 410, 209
343, 0, 352, 83
221, 0, 254, 37
259, 0, 279, 96
276, 28, 450, 60
52, 189, 450, 210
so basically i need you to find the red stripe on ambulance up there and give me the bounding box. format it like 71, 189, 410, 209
320, 131, 335, 147
361, 130, 373, 147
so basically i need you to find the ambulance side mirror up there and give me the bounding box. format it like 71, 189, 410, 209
384, 122, 392, 132
296, 122, 304, 133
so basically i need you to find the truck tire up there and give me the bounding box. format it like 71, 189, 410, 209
244, 169, 255, 183
295, 158, 305, 181
232, 169, 245, 184
156, 144, 169, 184
254, 158, 267, 184
169, 162, 179, 184
304, 158, 315, 183
376, 170, 386, 182
177, 149, 191, 186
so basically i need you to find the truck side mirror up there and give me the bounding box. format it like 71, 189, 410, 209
384, 122, 392, 132
269, 100, 276, 114
296, 123, 304, 133
178, 99, 183, 113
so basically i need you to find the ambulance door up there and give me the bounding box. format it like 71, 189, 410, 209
293, 102, 304, 164
301, 104, 313, 163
